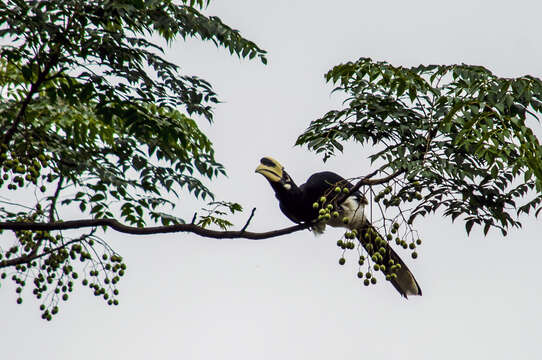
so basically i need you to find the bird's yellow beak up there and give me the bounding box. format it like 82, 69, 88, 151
255, 157, 283, 183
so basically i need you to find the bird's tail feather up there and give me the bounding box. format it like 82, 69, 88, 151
356, 222, 422, 298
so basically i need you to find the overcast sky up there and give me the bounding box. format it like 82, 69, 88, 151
2, 1, 542, 359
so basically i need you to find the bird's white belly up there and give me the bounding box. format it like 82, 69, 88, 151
313, 196, 366, 234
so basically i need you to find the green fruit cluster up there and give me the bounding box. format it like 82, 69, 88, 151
373, 182, 423, 208
1, 223, 126, 321
314, 198, 334, 222
327, 182, 423, 290
313, 184, 352, 223
0, 143, 51, 191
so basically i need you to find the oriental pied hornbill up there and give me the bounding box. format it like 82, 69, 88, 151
256, 156, 421, 298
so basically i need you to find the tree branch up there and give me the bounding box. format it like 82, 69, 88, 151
2, 57, 58, 146
48, 175, 64, 222
0, 233, 92, 269
240, 207, 256, 232
2, 81, 39, 145
341, 169, 406, 201
0, 218, 311, 240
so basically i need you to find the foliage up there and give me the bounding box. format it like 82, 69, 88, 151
196, 201, 243, 230
0, 0, 266, 320
297, 58, 542, 236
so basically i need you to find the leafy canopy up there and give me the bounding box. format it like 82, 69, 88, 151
3, 1, 542, 320
0, 0, 265, 320
297, 58, 542, 236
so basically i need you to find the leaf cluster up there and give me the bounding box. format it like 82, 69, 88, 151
0, 0, 265, 226
0, 0, 264, 319
297, 58, 542, 235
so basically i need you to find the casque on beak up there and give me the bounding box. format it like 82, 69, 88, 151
255, 156, 283, 183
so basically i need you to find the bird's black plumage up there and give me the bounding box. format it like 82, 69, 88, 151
256, 156, 422, 298
271, 170, 358, 224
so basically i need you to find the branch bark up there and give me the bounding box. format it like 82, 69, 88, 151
0, 235, 89, 269
340, 168, 406, 202
240, 207, 257, 232
2, 46, 61, 146
0, 218, 311, 240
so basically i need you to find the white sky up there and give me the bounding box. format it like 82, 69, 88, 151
2, 1, 542, 359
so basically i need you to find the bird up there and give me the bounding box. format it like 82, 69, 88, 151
255, 156, 421, 298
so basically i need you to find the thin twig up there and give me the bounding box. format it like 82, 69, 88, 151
339, 169, 405, 204
49, 175, 64, 222
240, 207, 256, 233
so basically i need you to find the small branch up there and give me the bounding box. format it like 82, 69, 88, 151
0, 218, 311, 240
340, 169, 406, 203
2, 81, 38, 145
2, 49, 60, 146
49, 175, 64, 222
359, 169, 405, 186
240, 207, 256, 232
0, 233, 92, 269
